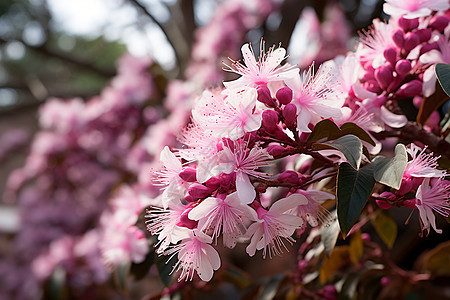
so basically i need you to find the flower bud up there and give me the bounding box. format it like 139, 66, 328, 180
187, 183, 213, 200
184, 194, 195, 202
383, 47, 397, 64
177, 207, 197, 229
381, 277, 390, 286
398, 16, 419, 31
219, 172, 235, 188
276, 87, 293, 105
403, 32, 420, 52
396, 80, 422, 98
392, 29, 405, 48
204, 176, 220, 189
395, 59, 411, 76
402, 198, 416, 209
267, 144, 285, 156
262, 110, 279, 132
376, 199, 392, 209
372, 95, 387, 107
282, 103, 297, 127
364, 80, 382, 94
179, 167, 197, 182
397, 177, 413, 195
419, 42, 439, 56
278, 170, 300, 185
415, 29, 431, 43
429, 15, 449, 32
375, 65, 394, 90
257, 85, 275, 107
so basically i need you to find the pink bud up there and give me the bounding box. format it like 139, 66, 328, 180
184, 194, 195, 202
396, 80, 422, 98
395, 59, 411, 76
376, 199, 392, 209
282, 103, 297, 127
380, 191, 396, 200
419, 42, 439, 56
429, 15, 449, 32
375, 65, 394, 90
392, 29, 405, 48
278, 170, 300, 184
381, 277, 390, 286
413, 96, 423, 108
364, 80, 382, 94
361, 233, 371, 242
397, 177, 413, 195
205, 176, 220, 189
383, 47, 397, 64
267, 144, 285, 156
219, 172, 235, 187
276, 87, 293, 105
187, 183, 212, 200
415, 29, 431, 43
177, 208, 197, 229
403, 32, 420, 52
257, 85, 275, 107
262, 110, 279, 132
402, 199, 416, 209
179, 167, 197, 182
398, 16, 419, 31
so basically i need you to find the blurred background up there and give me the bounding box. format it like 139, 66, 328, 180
0, 0, 404, 299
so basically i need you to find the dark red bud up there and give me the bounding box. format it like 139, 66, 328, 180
282, 103, 297, 127
179, 167, 197, 182
429, 15, 449, 32
276, 87, 293, 105
257, 85, 275, 107
392, 29, 405, 48
278, 170, 300, 184
383, 47, 397, 64
375, 65, 394, 90
376, 199, 392, 209
398, 16, 419, 31
419, 42, 439, 56
267, 144, 285, 156
262, 110, 279, 132
415, 29, 431, 43
187, 183, 213, 200
396, 80, 422, 98
403, 32, 420, 52
177, 208, 197, 229
395, 59, 411, 76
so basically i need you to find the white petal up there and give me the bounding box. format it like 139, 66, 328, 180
245, 223, 263, 256
241, 44, 258, 72
380, 106, 407, 128
188, 197, 219, 221
266, 48, 286, 70
160, 146, 181, 171
203, 244, 221, 270
244, 114, 263, 133
236, 172, 256, 204
422, 66, 437, 98
270, 194, 308, 214
296, 107, 312, 133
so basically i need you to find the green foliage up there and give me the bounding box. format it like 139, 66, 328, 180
155, 253, 177, 287
436, 63, 450, 97
371, 211, 397, 249
337, 162, 376, 237
417, 241, 450, 276
44, 267, 66, 300
307, 119, 375, 146
373, 144, 408, 190
313, 134, 363, 170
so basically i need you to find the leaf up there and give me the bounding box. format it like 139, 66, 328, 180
349, 231, 363, 266
220, 266, 251, 289
45, 267, 66, 300
319, 246, 350, 284
371, 211, 397, 249
321, 210, 340, 256
156, 254, 177, 286
339, 272, 361, 300
307, 119, 375, 146
313, 134, 363, 170
417, 240, 450, 276
259, 274, 285, 300
114, 261, 130, 294
130, 248, 155, 280
417, 74, 449, 124
337, 162, 376, 237
373, 144, 408, 190
436, 63, 450, 96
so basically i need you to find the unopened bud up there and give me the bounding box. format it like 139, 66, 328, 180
375, 65, 394, 90
395, 59, 411, 76
383, 47, 397, 64
415, 29, 431, 43
392, 29, 405, 48
262, 110, 279, 132
278, 170, 300, 184
364, 80, 382, 94
396, 80, 422, 98
419, 42, 439, 56
376, 199, 392, 209
398, 16, 419, 31
204, 176, 220, 189
282, 103, 297, 127
177, 208, 197, 229
402, 198, 416, 209
276, 87, 293, 105
257, 85, 275, 107
187, 183, 213, 200
403, 32, 420, 52
429, 15, 449, 32
179, 167, 197, 182
267, 144, 285, 156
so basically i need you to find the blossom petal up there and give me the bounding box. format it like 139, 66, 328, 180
188, 197, 219, 221
380, 106, 407, 128
270, 194, 308, 214
236, 171, 256, 204
160, 146, 182, 171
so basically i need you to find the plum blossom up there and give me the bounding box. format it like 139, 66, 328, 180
292, 190, 335, 227
287, 64, 344, 133
404, 144, 447, 179
223, 42, 299, 93
164, 228, 221, 282
415, 177, 450, 235
383, 0, 450, 19
218, 139, 273, 204
245, 195, 307, 258
188, 192, 257, 248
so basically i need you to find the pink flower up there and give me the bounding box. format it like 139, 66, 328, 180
164, 229, 221, 282
223, 42, 299, 92
188, 192, 257, 248
384, 0, 450, 19
404, 144, 447, 179
286, 64, 344, 133
415, 177, 450, 235
245, 195, 307, 258
218, 139, 273, 204
292, 190, 335, 227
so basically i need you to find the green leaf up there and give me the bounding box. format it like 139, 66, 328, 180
307, 119, 375, 146
349, 231, 363, 266
321, 210, 340, 256
337, 162, 376, 237
417, 73, 449, 124
45, 267, 66, 300
371, 211, 397, 249
436, 63, 450, 97
373, 144, 408, 190
114, 261, 130, 294
313, 134, 362, 170
130, 247, 155, 280
259, 274, 285, 300
417, 241, 450, 276
339, 272, 361, 300
156, 253, 177, 286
